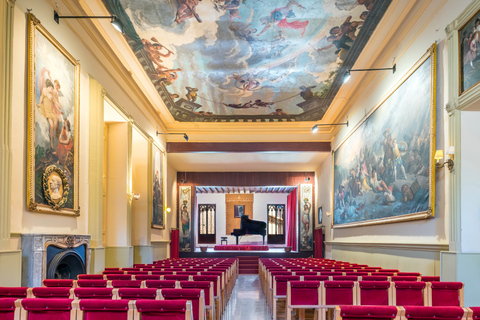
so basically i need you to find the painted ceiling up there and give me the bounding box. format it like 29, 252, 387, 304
103, 0, 389, 122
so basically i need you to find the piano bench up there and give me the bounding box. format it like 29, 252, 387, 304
221, 237, 228, 245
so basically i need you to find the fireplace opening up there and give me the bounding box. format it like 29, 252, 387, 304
46, 245, 86, 280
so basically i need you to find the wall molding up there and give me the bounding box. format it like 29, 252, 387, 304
325, 241, 449, 252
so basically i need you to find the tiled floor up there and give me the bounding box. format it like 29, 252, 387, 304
222, 274, 272, 320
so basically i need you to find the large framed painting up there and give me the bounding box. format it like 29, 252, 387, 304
26, 13, 80, 216
299, 184, 313, 251
459, 8, 480, 94
151, 143, 165, 229
332, 44, 436, 228
179, 186, 192, 252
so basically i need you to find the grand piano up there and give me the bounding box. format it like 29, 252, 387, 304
231, 215, 267, 245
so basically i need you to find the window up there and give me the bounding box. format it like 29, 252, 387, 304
198, 204, 216, 243
267, 204, 285, 244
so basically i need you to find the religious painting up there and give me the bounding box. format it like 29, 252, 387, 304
299, 184, 313, 251
27, 13, 80, 216
459, 8, 480, 94
151, 144, 165, 229
179, 186, 192, 252
234, 205, 245, 218
318, 206, 323, 225
102, 0, 390, 122
332, 44, 436, 228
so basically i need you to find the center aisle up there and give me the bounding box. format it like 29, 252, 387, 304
222, 274, 271, 320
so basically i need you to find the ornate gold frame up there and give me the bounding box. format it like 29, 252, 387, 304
151, 142, 166, 229
331, 43, 437, 229
457, 7, 480, 95
26, 13, 80, 216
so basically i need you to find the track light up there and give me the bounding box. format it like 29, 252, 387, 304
54, 10, 124, 33
156, 132, 189, 142
343, 64, 396, 83
311, 121, 349, 133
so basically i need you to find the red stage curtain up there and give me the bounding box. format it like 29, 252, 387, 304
170, 229, 179, 259
314, 228, 323, 258
286, 189, 297, 252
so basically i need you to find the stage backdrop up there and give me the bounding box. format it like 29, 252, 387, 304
332, 44, 436, 228
225, 194, 254, 235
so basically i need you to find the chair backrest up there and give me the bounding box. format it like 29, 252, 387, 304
0, 298, 19, 320
0, 288, 29, 299
78, 275, 104, 280
391, 276, 418, 282
346, 272, 370, 276
361, 275, 390, 282
179, 281, 214, 307
160, 289, 205, 320
331, 275, 359, 281
102, 271, 125, 275
392, 281, 426, 306
421, 276, 440, 282
320, 272, 343, 276
427, 282, 464, 307
397, 272, 421, 277
109, 280, 142, 289
144, 280, 177, 289
287, 281, 321, 307
357, 281, 391, 306
191, 276, 221, 298
134, 299, 192, 320
73, 288, 115, 300
334, 305, 402, 320
273, 276, 301, 297
134, 275, 161, 281
115, 288, 159, 300
77, 299, 133, 320
163, 275, 190, 281
293, 271, 318, 276
403, 306, 468, 320
303, 275, 329, 281
469, 307, 480, 320
322, 281, 356, 306
42, 280, 76, 288
76, 280, 108, 288
105, 274, 132, 281
21, 298, 75, 320
30, 287, 73, 299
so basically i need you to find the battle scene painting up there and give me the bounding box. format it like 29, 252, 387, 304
459, 8, 480, 94
102, 0, 390, 122
27, 14, 80, 215
332, 46, 436, 227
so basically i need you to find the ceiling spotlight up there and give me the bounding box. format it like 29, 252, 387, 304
183, 134, 189, 142
54, 10, 123, 33
343, 71, 351, 83
312, 124, 319, 133
311, 121, 349, 133
156, 131, 190, 142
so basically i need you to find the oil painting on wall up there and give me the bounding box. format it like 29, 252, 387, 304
102, 0, 390, 122
332, 45, 436, 228
459, 8, 480, 94
179, 186, 192, 252
27, 13, 80, 215
300, 184, 313, 251
152, 144, 165, 229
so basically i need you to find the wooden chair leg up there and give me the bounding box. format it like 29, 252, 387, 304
286, 307, 292, 320
299, 309, 305, 320
273, 298, 277, 320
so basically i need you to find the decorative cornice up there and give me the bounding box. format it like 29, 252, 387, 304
325, 241, 449, 252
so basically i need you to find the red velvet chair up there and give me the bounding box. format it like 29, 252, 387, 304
150, 271, 174, 276
126, 271, 149, 275
392, 281, 427, 306
468, 307, 480, 320
361, 275, 390, 282
427, 282, 464, 307
199, 272, 225, 310
29, 287, 73, 299
114, 288, 159, 301
334, 305, 402, 320
303, 275, 330, 281
286, 281, 321, 320
346, 272, 370, 277
20, 298, 75, 320
134, 299, 193, 320
421, 276, 440, 282
179, 281, 215, 320
0, 288, 29, 299
320, 272, 343, 276
102, 271, 125, 275
42, 280, 76, 288
272, 276, 300, 320
391, 276, 418, 282
73, 288, 115, 300
109, 280, 142, 289
294, 271, 319, 276
77, 275, 104, 280
143, 280, 177, 289
357, 281, 392, 305
331, 275, 359, 281
0, 298, 20, 320
160, 289, 205, 320
121, 268, 142, 272
105, 275, 132, 281
192, 275, 222, 320
163, 275, 190, 282
76, 280, 109, 288
321, 280, 357, 310
403, 306, 468, 320
397, 272, 421, 277
76, 299, 133, 320
133, 275, 160, 281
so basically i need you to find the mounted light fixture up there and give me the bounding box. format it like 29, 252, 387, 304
53, 10, 124, 33
312, 121, 349, 133
165, 207, 172, 214
128, 193, 140, 201
435, 146, 455, 173
156, 131, 189, 142
343, 64, 396, 83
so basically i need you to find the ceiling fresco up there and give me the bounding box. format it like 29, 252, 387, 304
103, 0, 390, 122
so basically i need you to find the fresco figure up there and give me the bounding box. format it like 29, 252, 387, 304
54, 119, 73, 173
257, 0, 309, 37
253, 99, 274, 108
223, 101, 256, 109
37, 69, 61, 149
175, 0, 202, 24
185, 87, 199, 101
299, 85, 317, 100
142, 38, 173, 68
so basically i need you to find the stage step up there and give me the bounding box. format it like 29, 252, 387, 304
237, 256, 259, 275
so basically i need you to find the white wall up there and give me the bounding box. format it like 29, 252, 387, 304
131, 130, 149, 246
195, 192, 288, 246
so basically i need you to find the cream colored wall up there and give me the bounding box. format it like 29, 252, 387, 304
317, 0, 474, 271
132, 130, 149, 246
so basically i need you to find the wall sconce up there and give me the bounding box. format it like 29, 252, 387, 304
54, 10, 123, 33
165, 207, 172, 214
128, 193, 140, 201
435, 146, 455, 173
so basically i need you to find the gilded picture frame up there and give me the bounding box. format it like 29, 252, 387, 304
458, 7, 480, 95
331, 43, 436, 228
151, 142, 166, 229
27, 13, 80, 216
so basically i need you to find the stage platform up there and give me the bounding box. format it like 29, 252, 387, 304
180, 247, 312, 258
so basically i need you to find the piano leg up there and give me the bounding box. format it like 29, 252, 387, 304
262, 235, 265, 245
236, 236, 239, 245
